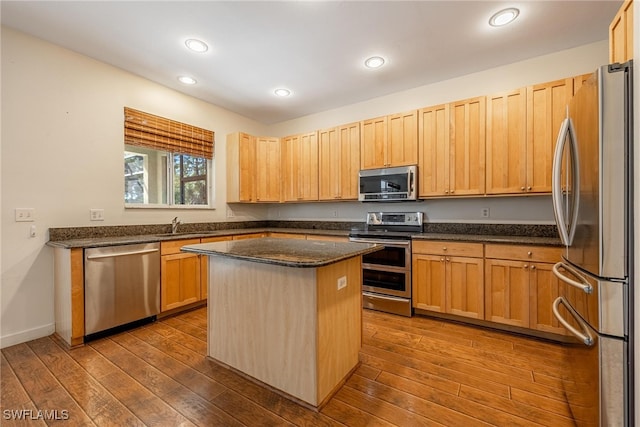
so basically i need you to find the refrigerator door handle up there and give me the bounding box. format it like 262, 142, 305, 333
551, 116, 580, 246
552, 261, 593, 294
552, 296, 594, 346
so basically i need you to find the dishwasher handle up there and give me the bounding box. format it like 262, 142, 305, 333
86, 248, 159, 260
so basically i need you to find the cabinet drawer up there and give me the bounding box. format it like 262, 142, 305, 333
412, 240, 483, 257
485, 244, 562, 263
161, 239, 201, 256
233, 233, 267, 240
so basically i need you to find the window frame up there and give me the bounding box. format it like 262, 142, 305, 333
124, 146, 215, 210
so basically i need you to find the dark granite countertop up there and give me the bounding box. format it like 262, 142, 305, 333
46, 221, 561, 249
46, 228, 350, 249
411, 233, 562, 246
181, 237, 380, 268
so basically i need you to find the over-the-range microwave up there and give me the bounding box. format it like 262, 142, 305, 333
358, 165, 418, 202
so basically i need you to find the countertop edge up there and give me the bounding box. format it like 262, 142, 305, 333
182, 240, 381, 268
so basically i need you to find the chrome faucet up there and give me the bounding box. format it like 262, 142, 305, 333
171, 216, 181, 234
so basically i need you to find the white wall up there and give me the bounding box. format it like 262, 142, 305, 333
0, 27, 609, 348
0, 27, 270, 347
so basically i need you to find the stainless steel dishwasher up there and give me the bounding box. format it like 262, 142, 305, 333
84, 242, 160, 338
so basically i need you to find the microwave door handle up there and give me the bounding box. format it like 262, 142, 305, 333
552, 296, 594, 346
552, 116, 572, 245
409, 169, 414, 195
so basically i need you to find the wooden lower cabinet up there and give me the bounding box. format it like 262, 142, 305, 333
484, 244, 565, 334
412, 241, 484, 320
484, 258, 531, 328
160, 238, 205, 312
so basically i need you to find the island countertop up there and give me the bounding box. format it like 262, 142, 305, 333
181, 237, 381, 268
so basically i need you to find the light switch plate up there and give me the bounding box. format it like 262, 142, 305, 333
337, 276, 347, 290
90, 209, 105, 221
15, 208, 35, 222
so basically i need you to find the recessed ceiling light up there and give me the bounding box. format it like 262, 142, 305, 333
489, 8, 520, 27
274, 88, 291, 97
185, 38, 208, 53
364, 56, 385, 69
178, 76, 197, 85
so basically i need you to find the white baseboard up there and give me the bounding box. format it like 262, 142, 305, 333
0, 323, 55, 349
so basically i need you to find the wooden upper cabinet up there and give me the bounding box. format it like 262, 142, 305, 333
526, 78, 574, 193
418, 98, 485, 198
282, 132, 319, 201
418, 104, 449, 196
361, 111, 417, 169
255, 136, 281, 202
360, 116, 387, 169
573, 73, 594, 95
319, 123, 360, 200
609, 0, 634, 63
449, 97, 486, 196
387, 110, 418, 167
227, 132, 280, 203
486, 88, 527, 194
227, 132, 256, 202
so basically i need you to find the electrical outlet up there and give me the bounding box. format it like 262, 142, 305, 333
30, 225, 37, 238
331, 209, 338, 217
15, 208, 35, 222
90, 209, 104, 221
226, 207, 235, 217
481, 207, 490, 218
337, 276, 347, 290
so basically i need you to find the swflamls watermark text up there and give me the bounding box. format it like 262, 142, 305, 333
3, 409, 69, 421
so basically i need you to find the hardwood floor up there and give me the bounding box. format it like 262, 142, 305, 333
1, 307, 589, 426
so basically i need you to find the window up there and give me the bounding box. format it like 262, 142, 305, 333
123, 107, 214, 208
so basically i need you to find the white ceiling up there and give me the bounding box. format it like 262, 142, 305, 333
1, 1, 620, 124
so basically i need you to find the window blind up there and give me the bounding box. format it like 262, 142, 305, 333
124, 107, 214, 159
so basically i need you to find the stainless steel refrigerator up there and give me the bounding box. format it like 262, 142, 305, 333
551, 61, 633, 426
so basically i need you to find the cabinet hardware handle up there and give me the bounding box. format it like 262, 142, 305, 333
440, 258, 445, 262
523, 264, 528, 269
527, 251, 532, 256
445, 190, 449, 194
450, 190, 454, 194
443, 247, 447, 251
527, 186, 532, 190
530, 265, 536, 270
446, 258, 450, 262
521, 186, 525, 191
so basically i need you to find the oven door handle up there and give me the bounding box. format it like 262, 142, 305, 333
349, 238, 410, 246
363, 292, 409, 302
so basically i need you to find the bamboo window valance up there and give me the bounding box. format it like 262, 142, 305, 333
124, 107, 214, 159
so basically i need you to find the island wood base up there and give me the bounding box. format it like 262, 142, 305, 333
207, 255, 362, 408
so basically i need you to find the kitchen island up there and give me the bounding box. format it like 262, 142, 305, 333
181, 237, 380, 409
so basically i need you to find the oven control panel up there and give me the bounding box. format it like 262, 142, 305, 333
366, 212, 423, 226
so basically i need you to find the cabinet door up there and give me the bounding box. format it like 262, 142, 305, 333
161, 253, 201, 312
412, 254, 446, 312
526, 79, 573, 193
281, 134, 298, 201
573, 73, 593, 95
449, 97, 486, 196
226, 132, 255, 203
338, 122, 360, 200
318, 127, 340, 200
299, 132, 318, 200
609, 0, 634, 63
446, 256, 484, 319
486, 89, 527, 194
484, 258, 530, 327
360, 116, 387, 169
418, 104, 449, 196
529, 262, 568, 335
255, 137, 281, 202
387, 110, 418, 167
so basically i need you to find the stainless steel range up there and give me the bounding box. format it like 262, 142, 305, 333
349, 212, 423, 316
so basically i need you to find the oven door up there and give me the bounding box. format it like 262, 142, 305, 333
349, 238, 411, 298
